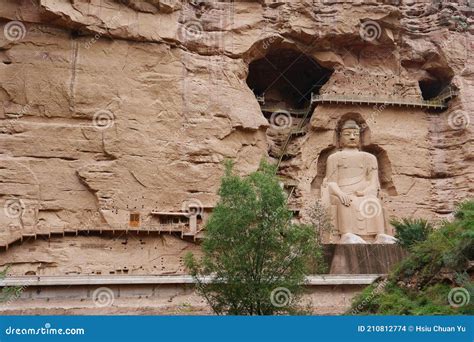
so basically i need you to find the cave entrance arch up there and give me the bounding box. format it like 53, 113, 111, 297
247, 48, 332, 111
246, 48, 333, 165
418, 68, 454, 101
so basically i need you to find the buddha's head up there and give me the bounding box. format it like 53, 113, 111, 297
339, 120, 361, 148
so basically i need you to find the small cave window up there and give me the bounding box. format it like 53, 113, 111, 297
129, 213, 140, 227
246, 48, 333, 112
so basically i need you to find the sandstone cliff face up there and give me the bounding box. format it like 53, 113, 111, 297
0, 0, 472, 275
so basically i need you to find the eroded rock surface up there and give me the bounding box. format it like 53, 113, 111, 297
0, 0, 472, 275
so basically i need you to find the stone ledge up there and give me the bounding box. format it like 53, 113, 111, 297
0, 274, 382, 287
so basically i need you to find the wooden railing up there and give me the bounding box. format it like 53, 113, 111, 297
0, 223, 205, 249
310, 93, 455, 109
266, 87, 458, 204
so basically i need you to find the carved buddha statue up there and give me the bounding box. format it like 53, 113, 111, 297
321, 120, 396, 244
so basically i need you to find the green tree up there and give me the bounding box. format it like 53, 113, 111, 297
185, 160, 321, 315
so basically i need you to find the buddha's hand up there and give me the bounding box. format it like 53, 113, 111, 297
337, 192, 351, 207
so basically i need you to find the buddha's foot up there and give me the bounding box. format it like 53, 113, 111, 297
339, 233, 368, 244
374, 233, 398, 244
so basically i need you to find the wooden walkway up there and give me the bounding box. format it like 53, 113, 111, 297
259, 106, 308, 116
310, 89, 458, 109
0, 224, 205, 249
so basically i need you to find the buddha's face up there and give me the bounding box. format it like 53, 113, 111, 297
340, 128, 360, 148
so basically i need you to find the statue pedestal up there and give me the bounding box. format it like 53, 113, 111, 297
324, 244, 408, 274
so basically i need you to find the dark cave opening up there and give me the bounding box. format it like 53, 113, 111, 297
418, 71, 453, 101
246, 49, 333, 110
419, 79, 444, 100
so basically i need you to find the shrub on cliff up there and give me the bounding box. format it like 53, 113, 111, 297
350, 200, 474, 315
0, 266, 23, 304
391, 218, 434, 250
185, 160, 322, 315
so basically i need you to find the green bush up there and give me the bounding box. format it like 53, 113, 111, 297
349, 200, 474, 315
185, 160, 323, 315
391, 218, 433, 249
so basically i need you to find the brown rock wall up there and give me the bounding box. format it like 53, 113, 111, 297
0, 0, 472, 275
